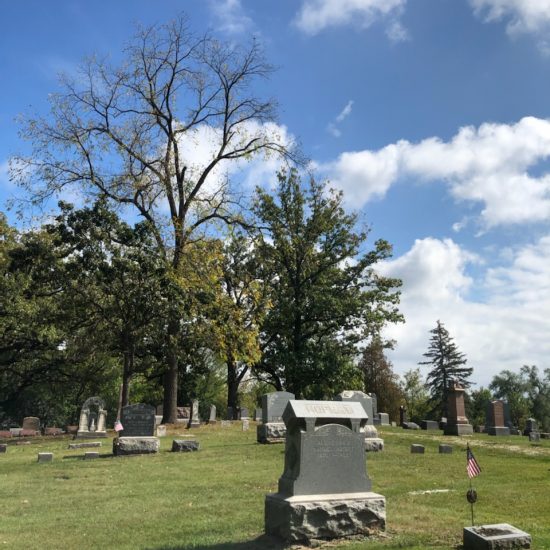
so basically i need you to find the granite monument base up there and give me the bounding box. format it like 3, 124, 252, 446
76, 430, 107, 439
463, 523, 531, 549
265, 492, 386, 543
113, 437, 160, 456
257, 422, 286, 443
486, 426, 511, 436
444, 423, 473, 436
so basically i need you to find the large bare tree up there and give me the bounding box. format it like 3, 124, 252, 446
12, 16, 294, 422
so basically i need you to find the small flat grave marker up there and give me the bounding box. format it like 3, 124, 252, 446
439, 444, 453, 454
172, 440, 200, 452
37, 452, 53, 463
411, 444, 425, 454
84, 452, 99, 459
0, 444, 7, 453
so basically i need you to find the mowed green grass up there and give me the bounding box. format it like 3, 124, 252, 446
1, 425, 549, 549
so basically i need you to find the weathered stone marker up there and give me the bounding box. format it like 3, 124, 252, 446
0, 444, 7, 453
188, 399, 200, 428
265, 399, 386, 543
378, 412, 390, 425
208, 405, 217, 424
411, 444, 425, 454
242, 419, 250, 431
172, 440, 200, 452
22, 417, 40, 435
444, 381, 473, 435
68, 442, 101, 450
257, 391, 295, 444
439, 444, 453, 454
114, 403, 159, 456
420, 420, 439, 430
37, 452, 53, 463
76, 397, 108, 439
463, 523, 531, 549
84, 452, 100, 460
485, 400, 510, 436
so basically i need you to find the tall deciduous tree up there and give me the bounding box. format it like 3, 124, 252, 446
13, 16, 294, 422
419, 320, 472, 419
254, 169, 403, 398
359, 336, 404, 422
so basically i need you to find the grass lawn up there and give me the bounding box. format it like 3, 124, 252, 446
1, 424, 549, 549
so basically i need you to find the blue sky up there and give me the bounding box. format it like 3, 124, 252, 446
1, 0, 549, 387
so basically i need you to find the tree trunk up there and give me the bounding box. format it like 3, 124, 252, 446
121, 351, 132, 409
162, 319, 179, 424
227, 357, 239, 419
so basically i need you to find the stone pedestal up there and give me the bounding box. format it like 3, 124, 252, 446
37, 452, 53, 463
486, 426, 510, 436
172, 439, 200, 452
463, 523, 531, 549
265, 492, 386, 543
113, 437, 160, 456
257, 422, 286, 443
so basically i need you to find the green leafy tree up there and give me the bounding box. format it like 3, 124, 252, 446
13, 16, 294, 423
468, 387, 492, 429
419, 320, 473, 419
254, 169, 403, 398
400, 368, 430, 423
359, 336, 404, 422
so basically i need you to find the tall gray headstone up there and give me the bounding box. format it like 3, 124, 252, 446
265, 400, 386, 543
257, 391, 295, 444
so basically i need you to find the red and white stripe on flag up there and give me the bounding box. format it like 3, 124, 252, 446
467, 445, 481, 478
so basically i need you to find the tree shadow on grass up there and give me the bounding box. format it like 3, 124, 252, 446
148, 534, 291, 550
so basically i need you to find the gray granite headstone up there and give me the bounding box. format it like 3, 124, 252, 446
172, 439, 200, 452
378, 413, 390, 425
524, 418, 538, 436
239, 407, 249, 420
37, 452, 53, 463
278, 400, 371, 496
254, 408, 262, 421
371, 393, 378, 417
529, 432, 540, 442
120, 404, 155, 437
411, 444, 424, 454
399, 406, 408, 426
262, 392, 295, 423
0, 444, 7, 453
420, 420, 439, 430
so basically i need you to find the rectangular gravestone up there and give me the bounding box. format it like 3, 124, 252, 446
258, 391, 295, 444
239, 407, 249, 420
188, 399, 200, 428
265, 400, 385, 543
0, 444, 7, 453
226, 406, 234, 420
420, 420, 439, 430
208, 405, 216, 424
371, 393, 378, 418
485, 400, 510, 436
334, 391, 374, 425
378, 413, 390, 425
120, 404, 156, 437
255, 408, 262, 421
22, 417, 40, 434
523, 418, 538, 436
262, 392, 295, 423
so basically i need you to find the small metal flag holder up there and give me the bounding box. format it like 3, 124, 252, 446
466, 481, 477, 526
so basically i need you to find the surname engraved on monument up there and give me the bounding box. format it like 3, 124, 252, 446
304, 403, 353, 416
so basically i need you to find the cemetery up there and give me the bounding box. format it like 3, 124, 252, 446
2, 5, 550, 550
1, 415, 549, 548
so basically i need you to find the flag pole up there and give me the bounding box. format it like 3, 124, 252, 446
469, 476, 475, 526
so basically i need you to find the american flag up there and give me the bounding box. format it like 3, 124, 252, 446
114, 420, 124, 432
467, 445, 481, 478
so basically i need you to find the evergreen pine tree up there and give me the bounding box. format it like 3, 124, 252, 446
419, 320, 473, 419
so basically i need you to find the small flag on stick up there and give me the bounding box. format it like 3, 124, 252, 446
467, 444, 481, 478
114, 420, 124, 432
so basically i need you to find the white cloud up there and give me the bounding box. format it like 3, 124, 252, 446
378, 236, 550, 387
470, 0, 550, 52
208, 0, 253, 35
327, 100, 354, 138
321, 116, 550, 227
294, 0, 407, 37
